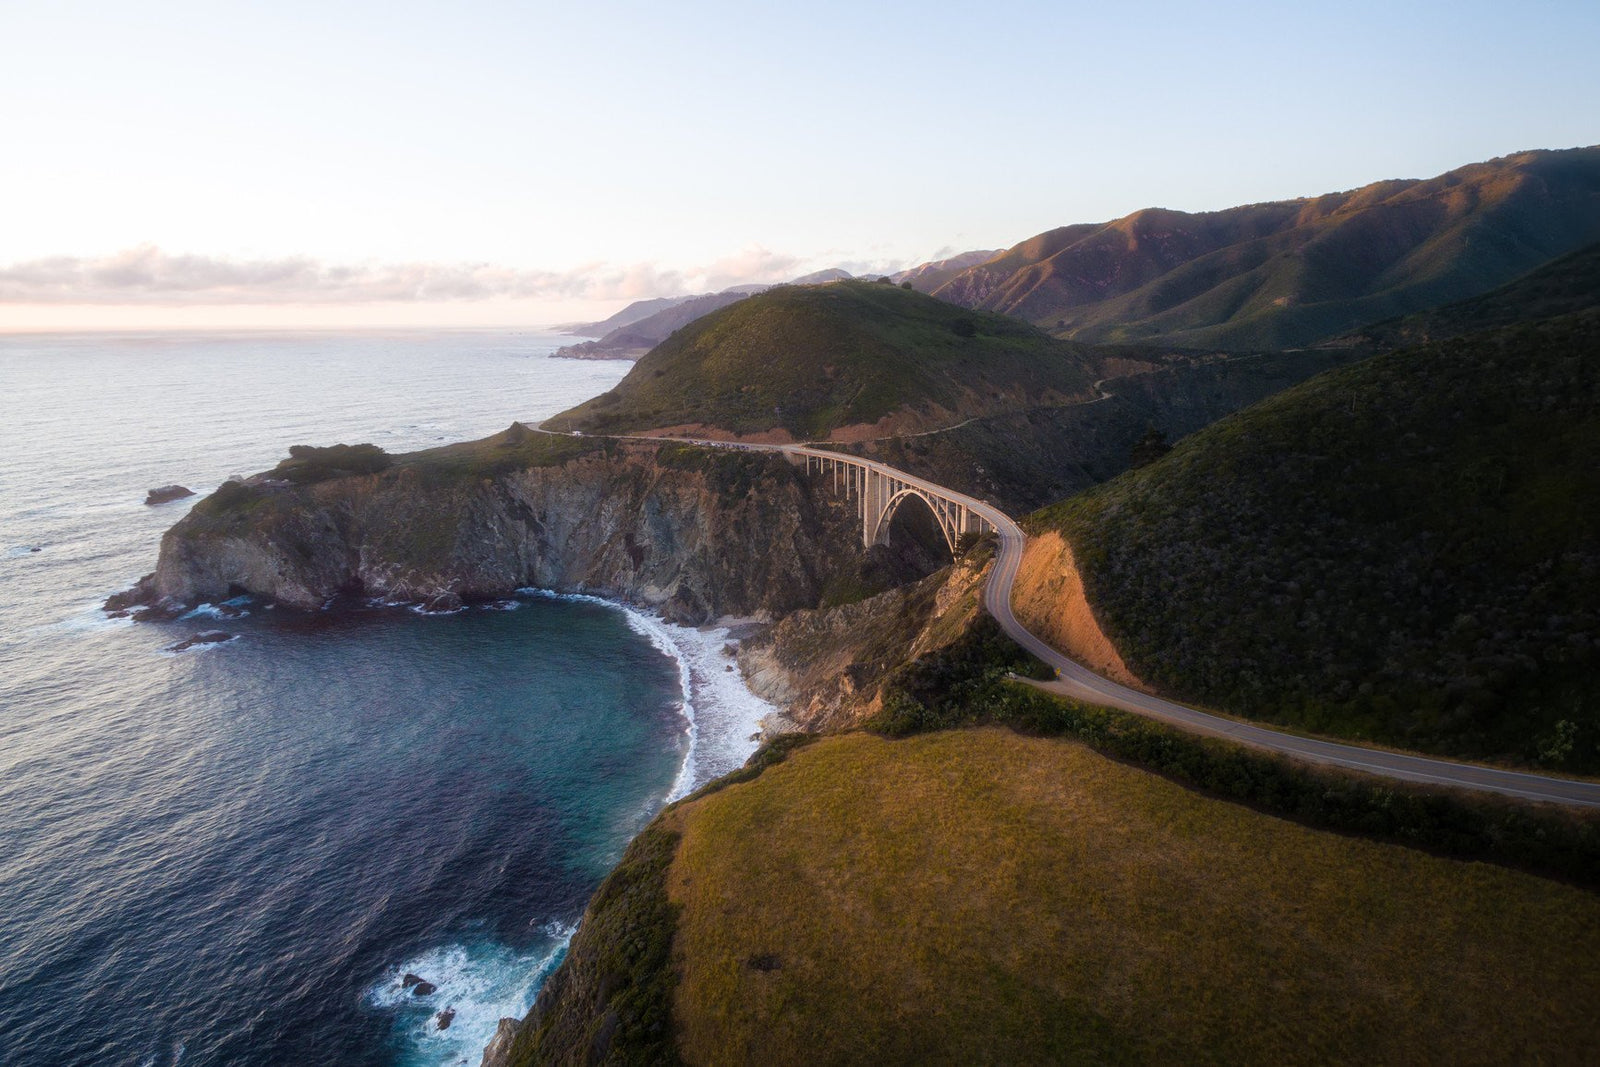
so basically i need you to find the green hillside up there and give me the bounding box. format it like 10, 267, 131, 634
1029, 310, 1600, 771
543, 280, 1099, 439
935, 147, 1600, 350
1351, 239, 1600, 348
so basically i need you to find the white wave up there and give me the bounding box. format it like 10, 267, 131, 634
647, 616, 775, 799
408, 602, 467, 616
516, 589, 776, 801
34, 598, 137, 636
365, 927, 573, 1067
178, 596, 253, 621
158, 633, 242, 656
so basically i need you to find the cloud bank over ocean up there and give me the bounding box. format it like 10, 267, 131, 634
0, 244, 911, 307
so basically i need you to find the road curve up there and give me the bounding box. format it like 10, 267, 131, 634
541, 429, 1600, 808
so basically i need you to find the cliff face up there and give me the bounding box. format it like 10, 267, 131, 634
1009, 531, 1142, 690
133, 438, 871, 625
739, 549, 992, 732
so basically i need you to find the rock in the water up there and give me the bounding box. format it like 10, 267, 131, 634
401, 972, 425, 990
145, 484, 195, 506
131, 598, 188, 623
435, 1007, 456, 1031
411, 981, 437, 996
105, 575, 188, 621
165, 630, 234, 653
420, 592, 463, 614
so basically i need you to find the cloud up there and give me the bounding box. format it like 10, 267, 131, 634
0, 245, 831, 306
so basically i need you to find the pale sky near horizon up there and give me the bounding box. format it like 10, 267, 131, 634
2, 0, 1597, 330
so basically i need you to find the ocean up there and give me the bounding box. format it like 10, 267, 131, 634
0, 330, 775, 1065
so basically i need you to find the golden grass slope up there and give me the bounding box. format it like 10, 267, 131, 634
665, 729, 1600, 1065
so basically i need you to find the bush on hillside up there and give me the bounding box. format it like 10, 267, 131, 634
1030, 312, 1600, 771
277, 443, 392, 483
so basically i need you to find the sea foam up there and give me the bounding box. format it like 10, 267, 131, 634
517, 589, 776, 799
365, 927, 573, 1067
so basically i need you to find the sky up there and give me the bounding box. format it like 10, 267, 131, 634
1, 0, 1596, 330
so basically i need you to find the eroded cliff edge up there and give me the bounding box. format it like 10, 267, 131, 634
114, 427, 900, 625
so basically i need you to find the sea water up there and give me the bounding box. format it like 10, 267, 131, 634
0, 330, 775, 1065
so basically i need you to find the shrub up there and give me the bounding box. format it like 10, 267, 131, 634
278, 442, 392, 483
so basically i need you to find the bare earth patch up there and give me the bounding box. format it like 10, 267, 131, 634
1012, 530, 1144, 689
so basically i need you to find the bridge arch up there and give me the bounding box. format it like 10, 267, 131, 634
796, 449, 992, 556
871, 486, 963, 554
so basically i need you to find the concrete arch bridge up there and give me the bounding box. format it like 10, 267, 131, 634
791, 447, 995, 554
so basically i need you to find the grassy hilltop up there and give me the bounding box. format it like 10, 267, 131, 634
508, 728, 1600, 1066
1027, 309, 1600, 770
543, 280, 1100, 440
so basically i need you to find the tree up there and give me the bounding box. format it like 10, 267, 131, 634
1129, 427, 1172, 468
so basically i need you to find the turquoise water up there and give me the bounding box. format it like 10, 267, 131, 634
0, 331, 772, 1065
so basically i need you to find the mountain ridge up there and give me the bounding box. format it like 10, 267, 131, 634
933, 146, 1600, 349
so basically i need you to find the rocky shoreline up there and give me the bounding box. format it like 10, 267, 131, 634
109, 430, 976, 731
108, 427, 994, 1067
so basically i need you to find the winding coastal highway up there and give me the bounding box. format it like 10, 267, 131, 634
542, 428, 1600, 808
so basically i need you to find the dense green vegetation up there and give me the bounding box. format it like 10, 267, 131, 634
393, 421, 601, 484
1354, 239, 1600, 348
275, 442, 393, 483
1029, 311, 1600, 770
544, 280, 1098, 438
932, 147, 1600, 349
870, 618, 1600, 887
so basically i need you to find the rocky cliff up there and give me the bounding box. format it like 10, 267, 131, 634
739, 547, 993, 732
113, 427, 886, 625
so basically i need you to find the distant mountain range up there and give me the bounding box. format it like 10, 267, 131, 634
931, 146, 1600, 349
556, 290, 759, 360
559, 146, 1600, 362
891, 249, 1001, 292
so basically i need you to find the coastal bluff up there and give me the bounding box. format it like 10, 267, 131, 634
112, 426, 876, 625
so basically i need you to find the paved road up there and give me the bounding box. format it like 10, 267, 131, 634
542, 428, 1600, 808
